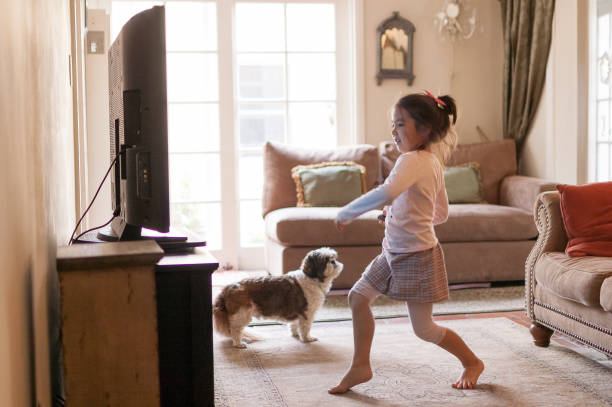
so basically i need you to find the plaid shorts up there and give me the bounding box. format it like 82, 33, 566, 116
355, 244, 449, 303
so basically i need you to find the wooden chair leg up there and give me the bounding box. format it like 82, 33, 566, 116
530, 322, 554, 347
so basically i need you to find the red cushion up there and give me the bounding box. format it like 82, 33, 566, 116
557, 182, 612, 257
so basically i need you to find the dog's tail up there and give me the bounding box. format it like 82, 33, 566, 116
212, 294, 231, 337
213, 290, 262, 342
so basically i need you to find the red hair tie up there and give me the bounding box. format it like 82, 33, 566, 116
424, 90, 446, 108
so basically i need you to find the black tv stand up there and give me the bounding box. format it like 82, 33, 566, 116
75, 226, 207, 254
155, 239, 207, 254
96, 221, 191, 243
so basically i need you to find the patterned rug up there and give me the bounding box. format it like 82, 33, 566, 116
321, 285, 525, 320
249, 285, 526, 326
214, 317, 612, 407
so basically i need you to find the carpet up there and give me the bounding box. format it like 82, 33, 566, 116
320, 285, 526, 321
214, 317, 612, 406
249, 285, 526, 326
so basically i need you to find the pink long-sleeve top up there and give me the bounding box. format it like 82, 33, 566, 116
382, 150, 448, 253
336, 149, 448, 253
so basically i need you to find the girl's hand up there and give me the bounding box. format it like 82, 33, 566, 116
378, 209, 387, 225
335, 219, 345, 232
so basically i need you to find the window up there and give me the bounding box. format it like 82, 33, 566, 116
110, 0, 361, 269
593, 0, 612, 181
235, 2, 338, 249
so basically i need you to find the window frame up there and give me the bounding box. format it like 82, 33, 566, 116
590, 0, 612, 182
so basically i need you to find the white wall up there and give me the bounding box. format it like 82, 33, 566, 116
363, 0, 504, 147
0, 1, 76, 406
521, 0, 589, 184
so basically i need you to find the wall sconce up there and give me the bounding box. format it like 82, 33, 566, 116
435, 0, 478, 42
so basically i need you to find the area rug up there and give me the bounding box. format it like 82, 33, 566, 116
249, 285, 526, 326
320, 285, 525, 321
214, 317, 612, 406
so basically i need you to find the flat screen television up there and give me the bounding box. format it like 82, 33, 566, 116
99, 5, 171, 241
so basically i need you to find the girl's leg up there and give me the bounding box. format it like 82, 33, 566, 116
328, 281, 380, 394
407, 302, 484, 389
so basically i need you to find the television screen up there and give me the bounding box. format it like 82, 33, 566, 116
105, 5, 170, 240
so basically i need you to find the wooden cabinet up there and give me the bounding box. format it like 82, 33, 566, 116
57, 241, 218, 407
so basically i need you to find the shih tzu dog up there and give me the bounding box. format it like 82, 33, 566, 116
213, 247, 343, 348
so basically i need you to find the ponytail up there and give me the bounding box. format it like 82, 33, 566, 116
434, 94, 457, 165
438, 95, 457, 125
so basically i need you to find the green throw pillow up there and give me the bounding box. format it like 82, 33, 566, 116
291, 161, 366, 207
444, 162, 485, 204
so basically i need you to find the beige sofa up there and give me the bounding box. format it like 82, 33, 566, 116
526, 191, 612, 356
263, 139, 556, 289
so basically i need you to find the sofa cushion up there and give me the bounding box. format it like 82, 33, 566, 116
380, 139, 517, 204
265, 207, 384, 246
447, 140, 517, 205
557, 182, 612, 257
262, 141, 380, 217
266, 204, 536, 246
434, 204, 537, 242
379, 141, 400, 180
444, 163, 485, 204
534, 252, 612, 307
291, 161, 366, 207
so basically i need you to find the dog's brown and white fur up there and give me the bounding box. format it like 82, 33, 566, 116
213, 247, 343, 348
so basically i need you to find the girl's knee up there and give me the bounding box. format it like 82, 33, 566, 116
413, 323, 446, 344
348, 289, 370, 309
349, 278, 381, 306
406, 302, 445, 344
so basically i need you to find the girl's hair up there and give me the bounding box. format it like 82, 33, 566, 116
396, 93, 458, 165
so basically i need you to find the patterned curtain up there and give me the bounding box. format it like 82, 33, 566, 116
499, 0, 555, 161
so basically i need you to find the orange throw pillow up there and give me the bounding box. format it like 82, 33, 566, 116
557, 182, 612, 257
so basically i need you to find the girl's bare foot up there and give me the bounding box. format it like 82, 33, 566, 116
328, 365, 373, 394
452, 358, 484, 389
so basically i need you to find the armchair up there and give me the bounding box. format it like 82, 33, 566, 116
526, 191, 612, 355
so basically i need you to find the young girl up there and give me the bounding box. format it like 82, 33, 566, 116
328, 92, 484, 394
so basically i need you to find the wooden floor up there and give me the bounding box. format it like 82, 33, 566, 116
211, 269, 610, 363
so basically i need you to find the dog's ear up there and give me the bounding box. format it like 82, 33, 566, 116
301, 249, 329, 282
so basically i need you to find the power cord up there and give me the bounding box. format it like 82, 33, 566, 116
68, 155, 120, 245
71, 213, 117, 244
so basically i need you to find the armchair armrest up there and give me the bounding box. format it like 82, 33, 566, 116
499, 175, 557, 212
525, 191, 568, 319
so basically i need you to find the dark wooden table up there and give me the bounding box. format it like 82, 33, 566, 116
155, 249, 219, 407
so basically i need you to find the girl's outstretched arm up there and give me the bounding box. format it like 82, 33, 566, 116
335, 153, 420, 230
335, 186, 391, 229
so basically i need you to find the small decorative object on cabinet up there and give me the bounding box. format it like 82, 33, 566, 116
376, 11, 415, 86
